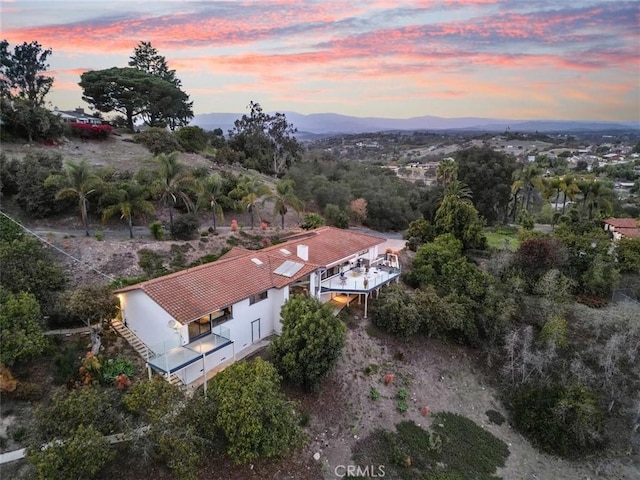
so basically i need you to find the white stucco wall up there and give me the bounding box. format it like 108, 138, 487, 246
118, 290, 179, 350
270, 287, 288, 334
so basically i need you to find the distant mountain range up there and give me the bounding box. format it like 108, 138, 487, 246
191, 112, 639, 136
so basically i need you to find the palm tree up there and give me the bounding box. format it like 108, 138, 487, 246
45, 160, 101, 236
102, 181, 155, 238
436, 158, 457, 188
154, 152, 196, 228
579, 178, 613, 219
520, 165, 543, 212
230, 174, 272, 229
197, 173, 228, 232
442, 179, 473, 203
266, 179, 304, 229
559, 176, 580, 213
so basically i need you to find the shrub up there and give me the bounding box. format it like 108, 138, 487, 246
95, 231, 104, 241
511, 384, 604, 457
485, 409, 505, 426
100, 357, 134, 385
370, 387, 381, 401
149, 220, 165, 240
134, 127, 182, 156
69, 122, 113, 140
208, 358, 302, 464
300, 212, 325, 230
174, 126, 209, 153
27, 424, 114, 480
372, 285, 421, 338
269, 295, 346, 391
137, 248, 168, 278
170, 213, 200, 240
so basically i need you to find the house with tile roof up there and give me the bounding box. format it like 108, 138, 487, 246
603, 218, 640, 240
52, 107, 102, 125
114, 227, 401, 386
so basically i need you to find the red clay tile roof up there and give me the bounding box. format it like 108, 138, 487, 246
616, 227, 640, 238
115, 227, 384, 324
603, 218, 639, 229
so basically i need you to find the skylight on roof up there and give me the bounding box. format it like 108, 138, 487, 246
279, 248, 292, 256
273, 260, 304, 278
251, 258, 264, 266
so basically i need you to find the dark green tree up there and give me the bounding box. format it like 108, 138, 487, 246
14, 151, 67, 218
208, 358, 302, 464
27, 424, 114, 480
0, 218, 67, 315
228, 101, 302, 175
0, 40, 53, 105
128, 41, 181, 86
434, 193, 487, 250
372, 284, 421, 338
455, 147, 517, 223
270, 295, 346, 391
0, 289, 47, 365
79, 67, 191, 131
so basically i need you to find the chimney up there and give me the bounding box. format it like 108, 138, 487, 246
75, 107, 84, 114
297, 244, 309, 261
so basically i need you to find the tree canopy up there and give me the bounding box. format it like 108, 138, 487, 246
79, 67, 192, 131
228, 101, 302, 176
208, 358, 302, 464
0, 40, 53, 105
270, 295, 346, 391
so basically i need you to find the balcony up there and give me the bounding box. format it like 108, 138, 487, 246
320, 266, 400, 294
147, 326, 233, 375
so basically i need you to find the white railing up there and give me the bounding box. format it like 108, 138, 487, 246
321, 268, 400, 292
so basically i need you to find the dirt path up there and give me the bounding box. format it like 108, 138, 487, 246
303, 308, 636, 480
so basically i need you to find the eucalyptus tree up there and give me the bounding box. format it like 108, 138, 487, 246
45, 160, 101, 236
154, 152, 197, 228
228, 101, 302, 176
101, 181, 155, 238
230, 174, 272, 229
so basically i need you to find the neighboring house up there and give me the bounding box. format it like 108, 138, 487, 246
114, 227, 402, 386
603, 218, 640, 240
53, 107, 102, 125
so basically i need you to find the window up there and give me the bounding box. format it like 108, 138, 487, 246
188, 316, 212, 341
249, 291, 268, 305
211, 306, 232, 326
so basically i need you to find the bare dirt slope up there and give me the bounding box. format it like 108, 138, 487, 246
302, 310, 638, 480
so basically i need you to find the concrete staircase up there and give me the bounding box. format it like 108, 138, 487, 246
110, 319, 183, 388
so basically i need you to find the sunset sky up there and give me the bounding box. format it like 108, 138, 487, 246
1, 0, 639, 121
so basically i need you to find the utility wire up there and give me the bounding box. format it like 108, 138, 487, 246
0, 210, 116, 282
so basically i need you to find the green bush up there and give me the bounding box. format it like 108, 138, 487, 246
149, 220, 165, 240
300, 212, 325, 230
485, 409, 505, 426
100, 357, 134, 384
174, 126, 209, 153
370, 387, 381, 401
170, 213, 199, 240
134, 127, 182, 156
372, 284, 421, 338
511, 384, 604, 457
137, 248, 168, 278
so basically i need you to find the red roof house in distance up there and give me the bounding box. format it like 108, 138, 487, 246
603, 218, 640, 240
113, 227, 402, 387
